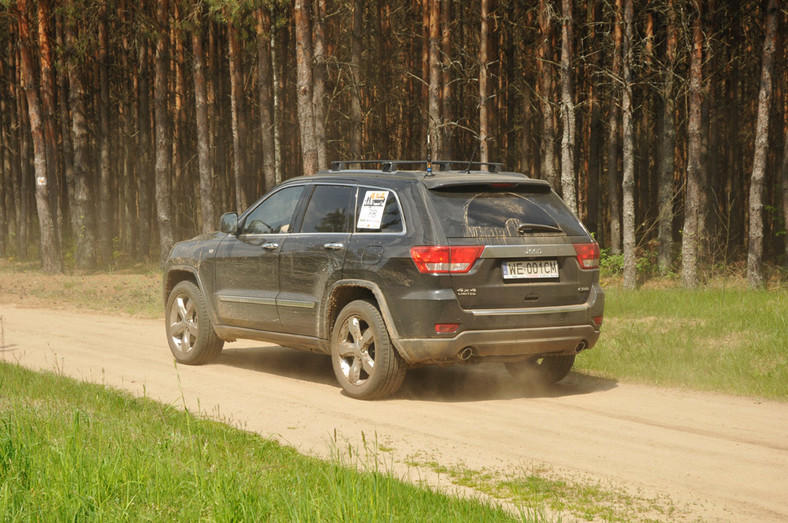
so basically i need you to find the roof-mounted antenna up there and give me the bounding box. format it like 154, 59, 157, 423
464, 146, 478, 174
426, 133, 433, 176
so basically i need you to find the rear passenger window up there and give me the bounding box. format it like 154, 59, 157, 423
300, 185, 356, 233
355, 189, 403, 233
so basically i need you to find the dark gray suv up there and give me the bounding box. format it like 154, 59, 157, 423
163, 160, 604, 399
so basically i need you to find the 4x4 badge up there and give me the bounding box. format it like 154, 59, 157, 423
456, 288, 477, 297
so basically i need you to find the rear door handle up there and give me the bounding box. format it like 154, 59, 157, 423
262, 242, 279, 250
323, 242, 344, 251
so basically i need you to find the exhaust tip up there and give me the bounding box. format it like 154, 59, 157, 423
575, 341, 587, 353
458, 347, 474, 361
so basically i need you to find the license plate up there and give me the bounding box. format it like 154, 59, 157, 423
502, 260, 559, 280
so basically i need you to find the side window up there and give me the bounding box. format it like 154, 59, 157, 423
356, 189, 403, 233
300, 185, 356, 233
240, 185, 305, 235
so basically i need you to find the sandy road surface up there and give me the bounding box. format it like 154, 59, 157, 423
1, 304, 787, 521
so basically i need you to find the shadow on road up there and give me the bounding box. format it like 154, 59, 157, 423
216, 344, 618, 402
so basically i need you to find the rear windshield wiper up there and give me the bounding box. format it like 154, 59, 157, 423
517, 222, 563, 234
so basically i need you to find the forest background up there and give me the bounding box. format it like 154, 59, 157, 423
0, 0, 786, 290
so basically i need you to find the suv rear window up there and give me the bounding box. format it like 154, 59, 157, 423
428, 185, 587, 238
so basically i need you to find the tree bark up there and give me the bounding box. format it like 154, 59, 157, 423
16, 0, 62, 273
427, 0, 442, 159
440, 0, 453, 160
606, 0, 623, 254
312, 0, 328, 169
538, 0, 556, 188
657, 0, 678, 274
228, 19, 248, 211
479, 0, 490, 165
585, 0, 602, 237
294, 0, 318, 175
559, 0, 576, 213
256, 8, 277, 192
137, 2, 153, 261
98, 1, 112, 265
35, 0, 61, 251
621, 0, 636, 289
154, 0, 174, 263
681, 0, 704, 288
192, 14, 216, 234
746, 0, 779, 288
350, 0, 364, 158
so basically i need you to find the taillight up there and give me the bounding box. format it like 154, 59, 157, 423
410, 246, 484, 274
574, 242, 600, 269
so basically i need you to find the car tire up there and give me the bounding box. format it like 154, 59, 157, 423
165, 281, 224, 365
505, 355, 575, 385
330, 300, 406, 400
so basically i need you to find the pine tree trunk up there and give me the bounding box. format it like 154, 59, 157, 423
65, 18, 93, 270
585, 0, 602, 237
657, 0, 677, 274
538, 0, 556, 188
350, 0, 364, 158
294, 0, 319, 175
781, 116, 788, 269
681, 0, 704, 288
479, 0, 490, 165
192, 16, 216, 234
621, 0, 636, 290
746, 0, 779, 288
35, 0, 61, 253
606, 0, 623, 254
154, 0, 174, 263
312, 0, 328, 169
98, 2, 112, 265
559, 0, 576, 213
428, 0, 442, 159
255, 8, 277, 192
271, 25, 283, 184
16, 0, 62, 272
119, 2, 138, 255
440, 0, 453, 160
228, 19, 248, 211
137, 1, 153, 261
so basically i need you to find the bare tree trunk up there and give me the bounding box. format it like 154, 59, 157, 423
606, 0, 623, 254
35, 0, 61, 253
782, 114, 788, 269
746, 0, 779, 288
228, 19, 248, 211
137, 31, 153, 261
681, 0, 704, 288
621, 0, 636, 289
559, 0, 576, 213
479, 0, 490, 165
538, 0, 556, 187
271, 25, 283, 184
657, 0, 678, 274
294, 0, 319, 175
256, 8, 277, 192
428, 0, 442, 159
312, 0, 328, 169
585, 0, 602, 237
16, 0, 62, 273
119, 1, 138, 255
350, 0, 364, 158
441, 0, 453, 159
192, 15, 216, 234
98, 2, 112, 265
154, 0, 174, 263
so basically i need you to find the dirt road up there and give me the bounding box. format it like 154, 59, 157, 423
2, 304, 786, 521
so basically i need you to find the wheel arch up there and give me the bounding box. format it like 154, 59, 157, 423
322, 280, 402, 348
163, 266, 202, 306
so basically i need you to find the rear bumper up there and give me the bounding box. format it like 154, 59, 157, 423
395, 324, 600, 365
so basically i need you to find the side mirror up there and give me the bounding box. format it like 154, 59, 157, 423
220, 212, 239, 235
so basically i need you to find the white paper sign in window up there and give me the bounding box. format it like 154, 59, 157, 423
357, 190, 390, 229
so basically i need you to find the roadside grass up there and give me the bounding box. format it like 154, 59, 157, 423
579, 282, 788, 400
0, 360, 522, 522
408, 459, 682, 523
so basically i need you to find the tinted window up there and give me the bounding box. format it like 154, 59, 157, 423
300, 185, 356, 233
240, 185, 305, 234
429, 186, 587, 238
355, 189, 403, 233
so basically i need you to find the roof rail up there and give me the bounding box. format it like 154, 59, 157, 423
330, 160, 505, 174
